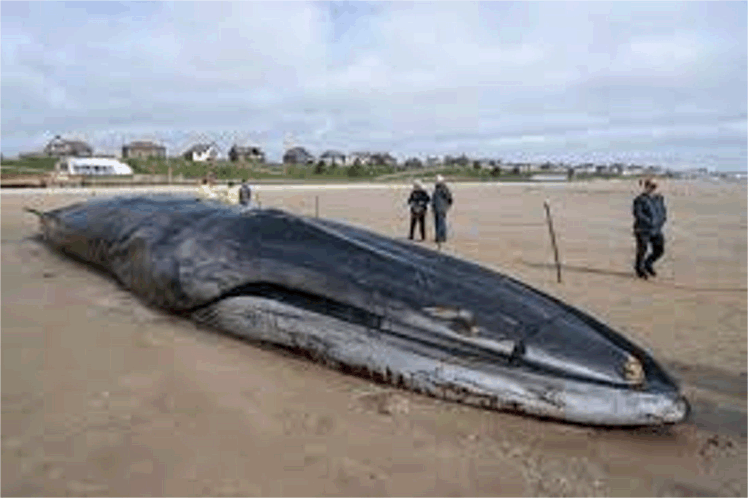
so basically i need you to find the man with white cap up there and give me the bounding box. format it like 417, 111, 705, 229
407, 179, 430, 241
197, 177, 218, 201
431, 174, 453, 244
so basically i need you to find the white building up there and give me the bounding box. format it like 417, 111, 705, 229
425, 156, 442, 168
575, 164, 598, 174
621, 166, 646, 176
55, 157, 133, 176
183, 143, 219, 162
319, 150, 346, 166
345, 152, 372, 167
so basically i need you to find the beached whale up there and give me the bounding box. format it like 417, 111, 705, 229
30, 195, 689, 426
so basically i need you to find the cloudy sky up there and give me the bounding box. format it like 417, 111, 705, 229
2, 1, 746, 170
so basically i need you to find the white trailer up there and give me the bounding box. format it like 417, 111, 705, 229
55, 157, 133, 176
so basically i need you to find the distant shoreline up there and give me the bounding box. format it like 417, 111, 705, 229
3, 177, 744, 197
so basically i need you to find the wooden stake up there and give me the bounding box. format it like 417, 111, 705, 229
23, 207, 43, 217
543, 200, 562, 283
315, 195, 319, 218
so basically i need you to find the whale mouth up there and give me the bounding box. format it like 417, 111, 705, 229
191, 282, 384, 330
193, 282, 657, 393
192, 290, 689, 426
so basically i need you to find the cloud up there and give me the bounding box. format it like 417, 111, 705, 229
1, 1, 746, 170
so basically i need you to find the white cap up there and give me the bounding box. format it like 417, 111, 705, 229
436, 174, 445, 184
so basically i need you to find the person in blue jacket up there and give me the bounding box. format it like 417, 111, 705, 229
633, 178, 667, 279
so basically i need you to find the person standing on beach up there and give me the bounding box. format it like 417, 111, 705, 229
407, 180, 430, 241
431, 175, 453, 244
198, 177, 218, 200
239, 178, 253, 208
222, 181, 239, 205
633, 178, 667, 279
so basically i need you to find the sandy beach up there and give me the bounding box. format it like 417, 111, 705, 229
2, 179, 746, 496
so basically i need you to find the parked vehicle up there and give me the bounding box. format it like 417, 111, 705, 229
54, 157, 133, 176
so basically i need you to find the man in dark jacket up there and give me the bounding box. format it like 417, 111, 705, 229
432, 175, 453, 244
239, 178, 252, 207
407, 180, 430, 241
633, 178, 667, 279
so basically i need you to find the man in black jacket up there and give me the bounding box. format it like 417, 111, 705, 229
239, 178, 253, 207
633, 178, 667, 279
407, 180, 430, 241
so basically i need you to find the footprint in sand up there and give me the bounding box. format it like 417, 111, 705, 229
353, 391, 410, 416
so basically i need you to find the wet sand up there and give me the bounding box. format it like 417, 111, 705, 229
2, 179, 746, 496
